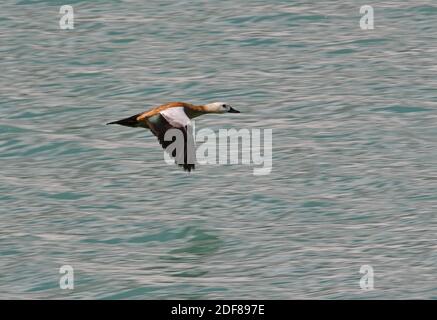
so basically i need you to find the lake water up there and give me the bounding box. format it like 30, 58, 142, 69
0, 0, 436, 299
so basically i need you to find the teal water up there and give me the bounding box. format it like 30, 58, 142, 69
1, 1, 436, 299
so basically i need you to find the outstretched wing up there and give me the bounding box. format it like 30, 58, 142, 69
146, 107, 195, 172
160, 107, 191, 127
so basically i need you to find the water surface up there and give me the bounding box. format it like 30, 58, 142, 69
0, 0, 436, 299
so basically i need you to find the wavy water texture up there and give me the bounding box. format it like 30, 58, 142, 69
0, 1, 436, 299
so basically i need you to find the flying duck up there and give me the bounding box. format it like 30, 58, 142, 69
107, 102, 240, 172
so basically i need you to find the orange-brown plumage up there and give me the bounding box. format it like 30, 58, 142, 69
107, 101, 239, 172
138, 102, 188, 119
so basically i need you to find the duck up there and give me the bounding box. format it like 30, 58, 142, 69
107, 102, 240, 172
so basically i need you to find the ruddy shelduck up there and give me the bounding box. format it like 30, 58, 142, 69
107, 102, 240, 172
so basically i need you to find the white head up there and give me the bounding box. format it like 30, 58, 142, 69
203, 102, 240, 113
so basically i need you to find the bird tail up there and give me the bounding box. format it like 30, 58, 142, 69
107, 113, 142, 127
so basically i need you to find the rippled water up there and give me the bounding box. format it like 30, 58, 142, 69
1, 0, 436, 299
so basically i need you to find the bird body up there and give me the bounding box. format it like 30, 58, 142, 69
108, 102, 240, 171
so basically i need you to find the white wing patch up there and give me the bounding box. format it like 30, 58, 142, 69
160, 107, 191, 128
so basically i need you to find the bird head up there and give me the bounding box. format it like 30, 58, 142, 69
203, 102, 240, 113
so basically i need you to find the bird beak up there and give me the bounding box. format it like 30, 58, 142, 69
228, 107, 240, 113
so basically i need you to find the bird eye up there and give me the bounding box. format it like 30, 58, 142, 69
222, 104, 227, 108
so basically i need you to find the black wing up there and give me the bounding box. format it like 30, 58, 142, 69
146, 115, 195, 172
